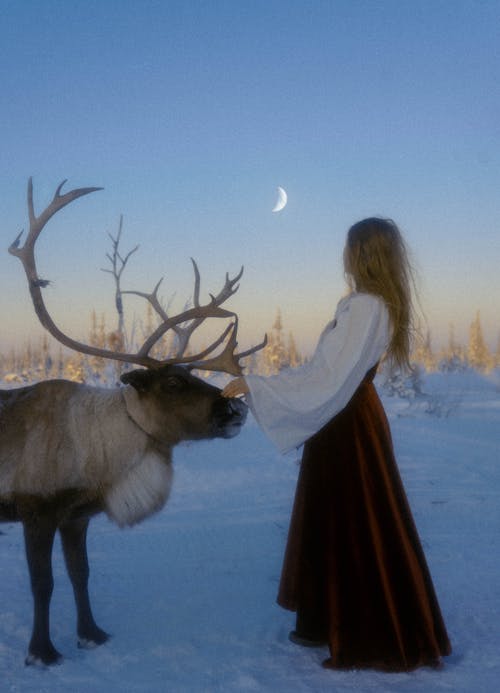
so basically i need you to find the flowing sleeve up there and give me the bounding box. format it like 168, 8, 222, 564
245, 293, 391, 453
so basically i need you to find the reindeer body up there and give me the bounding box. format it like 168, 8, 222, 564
3, 177, 264, 665
1, 381, 173, 527
0, 366, 247, 664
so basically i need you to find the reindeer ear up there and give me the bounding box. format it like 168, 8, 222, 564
120, 368, 155, 393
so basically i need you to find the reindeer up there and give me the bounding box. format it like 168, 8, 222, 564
1, 179, 265, 666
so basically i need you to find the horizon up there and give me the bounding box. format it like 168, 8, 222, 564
0, 290, 496, 360
1, 1, 499, 355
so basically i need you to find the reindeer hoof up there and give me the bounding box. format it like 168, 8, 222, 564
25, 646, 63, 667
78, 627, 110, 649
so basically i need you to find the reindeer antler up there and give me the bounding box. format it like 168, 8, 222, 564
9, 178, 266, 375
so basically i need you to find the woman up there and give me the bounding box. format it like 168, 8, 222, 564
222, 218, 451, 671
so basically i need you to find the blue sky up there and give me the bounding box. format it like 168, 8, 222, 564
1, 0, 499, 356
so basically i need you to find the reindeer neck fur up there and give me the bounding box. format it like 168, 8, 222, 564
122, 385, 176, 453
101, 386, 175, 528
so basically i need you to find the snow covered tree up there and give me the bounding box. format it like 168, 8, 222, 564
438, 323, 468, 373
412, 330, 436, 372
261, 309, 287, 374
256, 309, 303, 375
467, 311, 493, 373
287, 331, 302, 368
88, 310, 107, 380
379, 362, 424, 401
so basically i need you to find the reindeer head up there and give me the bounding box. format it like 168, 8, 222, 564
121, 364, 247, 445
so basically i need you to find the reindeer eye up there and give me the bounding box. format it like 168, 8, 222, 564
164, 376, 184, 391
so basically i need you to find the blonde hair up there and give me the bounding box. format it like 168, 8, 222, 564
344, 217, 417, 371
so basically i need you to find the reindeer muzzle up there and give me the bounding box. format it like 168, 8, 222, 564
212, 397, 248, 438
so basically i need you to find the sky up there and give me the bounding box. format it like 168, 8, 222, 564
1, 0, 499, 358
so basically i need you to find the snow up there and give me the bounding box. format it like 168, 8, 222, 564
1, 370, 499, 692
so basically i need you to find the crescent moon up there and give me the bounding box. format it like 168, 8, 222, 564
272, 186, 288, 213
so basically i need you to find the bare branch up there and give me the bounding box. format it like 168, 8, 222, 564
100, 215, 140, 343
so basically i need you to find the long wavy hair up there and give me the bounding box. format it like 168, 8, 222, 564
343, 217, 417, 371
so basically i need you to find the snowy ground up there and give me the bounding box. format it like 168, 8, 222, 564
1, 370, 499, 692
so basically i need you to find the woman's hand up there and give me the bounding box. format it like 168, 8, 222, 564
221, 377, 249, 398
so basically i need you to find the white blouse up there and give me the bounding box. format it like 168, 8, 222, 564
245, 292, 391, 454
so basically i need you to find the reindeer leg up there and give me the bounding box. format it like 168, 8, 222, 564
60, 516, 110, 648
22, 515, 62, 665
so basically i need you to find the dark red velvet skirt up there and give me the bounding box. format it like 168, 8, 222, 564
277, 367, 451, 671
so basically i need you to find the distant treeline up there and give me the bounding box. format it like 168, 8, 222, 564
1, 309, 498, 386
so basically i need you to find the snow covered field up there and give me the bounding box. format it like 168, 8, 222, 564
1, 370, 499, 692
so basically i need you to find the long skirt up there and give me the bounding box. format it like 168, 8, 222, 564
277, 367, 452, 671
